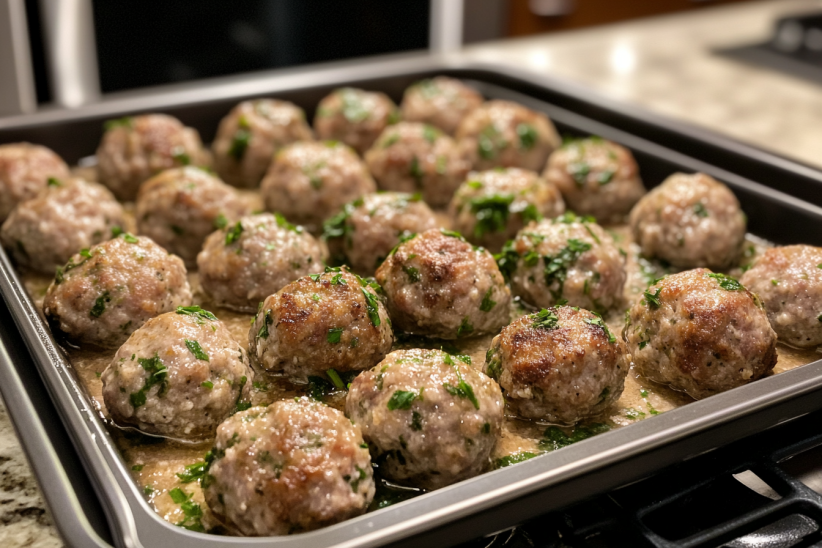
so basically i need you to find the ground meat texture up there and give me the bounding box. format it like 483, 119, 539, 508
203, 398, 374, 536
1, 177, 124, 274
260, 141, 375, 232
135, 167, 250, 267
43, 234, 192, 348
323, 192, 438, 276
313, 88, 399, 154
101, 309, 253, 439
0, 142, 70, 221
346, 348, 503, 490
449, 168, 565, 253
485, 306, 627, 423
400, 77, 484, 135
456, 100, 561, 172
212, 99, 313, 188
197, 213, 324, 313
96, 114, 208, 201
375, 228, 511, 339
624, 268, 777, 400
543, 137, 645, 223
499, 216, 626, 313
740, 245, 822, 348
248, 268, 393, 382
630, 172, 746, 269
364, 122, 471, 207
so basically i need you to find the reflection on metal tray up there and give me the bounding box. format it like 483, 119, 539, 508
3, 56, 822, 548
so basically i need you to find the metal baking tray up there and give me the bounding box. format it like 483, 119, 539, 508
2, 54, 822, 548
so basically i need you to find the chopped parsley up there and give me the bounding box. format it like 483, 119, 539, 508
257, 309, 273, 339
643, 287, 662, 309
543, 239, 592, 299
584, 312, 616, 343
361, 289, 382, 327
387, 390, 418, 410
132, 464, 144, 471
494, 239, 520, 280
456, 317, 474, 338
443, 377, 479, 409
228, 115, 251, 161
520, 203, 542, 224
104, 117, 133, 131
327, 327, 344, 344
402, 265, 421, 283
111, 226, 123, 237
176, 305, 218, 323
693, 202, 709, 218
224, 221, 244, 245
568, 161, 590, 186
531, 308, 560, 330
707, 272, 743, 291
494, 452, 538, 469
422, 125, 440, 143
539, 423, 610, 451
596, 170, 615, 185
201, 381, 213, 389
184, 339, 209, 361
411, 411, 423, 431
327, 369, 345, 389
409, 156, 424, 186
122, 233, 139, 244
516, 123, 538, 150
213, 213, 228, 229
307, 376, 333, 400
440, 228, 465, 240
169, 488, 205, 532
469, 194, 514, 238
176, 461, 207, 484
129, 355, 168, 408
478, 124, 507, 159
480, 287, 497, 312
234, 376, 251, 412
90, 291, 111, 318
47, 177, 61, 187
339, 88, 370, 123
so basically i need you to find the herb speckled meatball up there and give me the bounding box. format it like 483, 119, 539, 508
400, 77, 484, 135
136, 167, 250, 267
101, 307, 253, 440
375, 228, 511, 339
485, 306, 627, 423
248, 267, 393, 382
456, 100, 560, 172
197, 213, 324, 313
346, 348, 503, 490
624, 268, 777, 400
313, 88, 399, 154
212, 99, 313, 188
1, 177, 124, 274
449, 168, 565, 252
630, 173, 746, 269
0, 142, 70, 221
43, 234, 192, 348
497, 214, 626, 314
96, 114, 208, 201
323, 192, 438, 275
203, 398, 374, 536
365, 122, 471, 207
543, 137, 645, 223
740, 245, 822, 348
260, 141, 375, 232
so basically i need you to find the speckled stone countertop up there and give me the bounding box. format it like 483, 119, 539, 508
3, 1, 821, 545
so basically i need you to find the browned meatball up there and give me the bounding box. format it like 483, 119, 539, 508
135, 167, 250, 267
400, 77, 484, 135
543, 137, 645, 223
211, 99, 314, 188
313, 88, 399, 154
740, 245, 822, 348
624, 269, 777, 399
43, 234, 192, 348
376, 228, 511, 339
260, 141, 375, 232
364, 122, 471, 207
323, 192, 438, 275
1, 177, 124, 274
485, 306, 627, 423
630, 173, 746, 269
449, 168, 565, 252
456, 100, 561, 172
96, 114, 209, 201
0, 143, 70, 221
248, 267, 393, 382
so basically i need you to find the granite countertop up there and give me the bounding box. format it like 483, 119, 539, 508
3, 1, 821, 545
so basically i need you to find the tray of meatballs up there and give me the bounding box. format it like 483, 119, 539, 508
1, 68, 822, 547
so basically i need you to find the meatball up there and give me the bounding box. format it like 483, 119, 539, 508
543, 137, 645, 223
101, 307, 253, 439
43, 234, 192, 348
630, 172, 746, 269
400, 77, 484, 135
135, 166, 250, 267
485, 306, 627, 423
1, 177, 124, 274
740, 245, 822, 348
260, 141, 375, 232
96, 114, 208, 201
313, 88, 399, 154
203, 398, 374, 536
347, 348, 503, 490
197, 213, 324, 313
323, 192, 438, 275
212, 99, 314, 188
498, 214, 626, 313
375, 228, 511, 339
456, 100, 560, 172
449, 168, 565, 252
0, 143, 70, 221
364, 122, 471, 207
624, 268, 777, 399
248, 267, 393, 382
